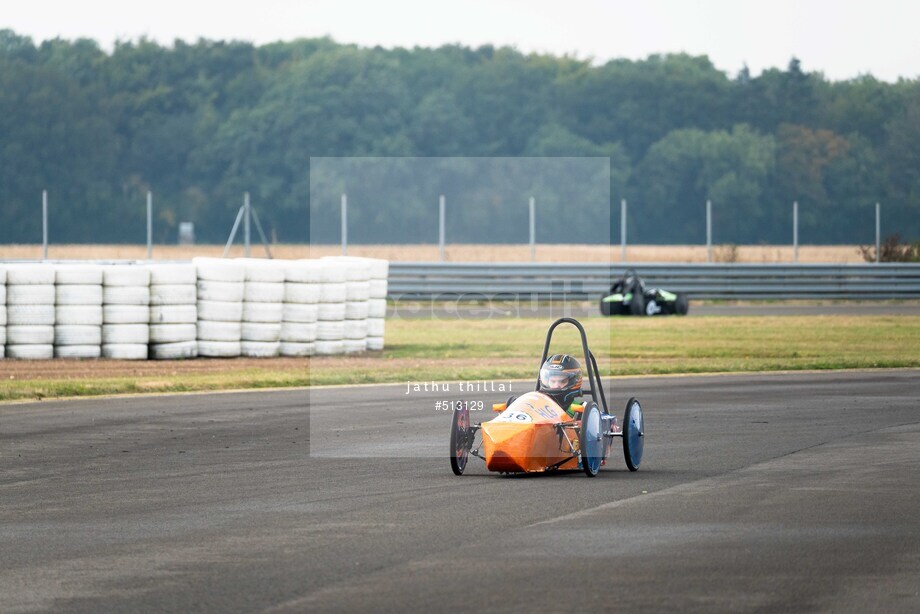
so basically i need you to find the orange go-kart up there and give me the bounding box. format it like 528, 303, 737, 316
449, 317, 645, 477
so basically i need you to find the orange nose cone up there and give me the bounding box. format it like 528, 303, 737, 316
482, 423, 536, 473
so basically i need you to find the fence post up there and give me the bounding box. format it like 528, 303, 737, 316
620, 199, 627, 262
42, 190, 48, 260
875, 202, 881, 264
439, 194, 446, 262
341, 194, 348, 255
147, 191, 153, 259
793, 201, 798, 263
243, 192, 251, 257
529, 196, 536, 262
706, 200, 712, 263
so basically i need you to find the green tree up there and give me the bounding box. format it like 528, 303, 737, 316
0, 30, 916, 244
0, 58, 119, 242
736, 58, 821, 133
408, 88, 477, 156
881, 89, 920, 238
632, 125, 774, 243
559, 54, 733, 160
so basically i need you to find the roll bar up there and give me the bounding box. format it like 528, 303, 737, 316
537, 317, 608, 413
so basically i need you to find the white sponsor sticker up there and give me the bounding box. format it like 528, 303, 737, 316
495, 409, 533, 423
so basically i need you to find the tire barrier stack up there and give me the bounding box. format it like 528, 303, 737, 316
54, 264, 103, 358
315, 260, 348, 355
281, 260, 321, 357
0, 258, 387, 360
345, 260, 370, 354
6, 264, 56, 359
149, 264, 198, 359
0, 268, 5, 358
240, 259, 285, 358
319, 257, 389, 352
194, 258, 244, 358
102, 265, 150, 360
323, 257, 371, 354
367, 259, 389, 351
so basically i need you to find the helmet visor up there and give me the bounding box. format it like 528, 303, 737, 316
540, 367, 580, 391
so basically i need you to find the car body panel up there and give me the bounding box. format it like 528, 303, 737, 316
481, 391, 579, 472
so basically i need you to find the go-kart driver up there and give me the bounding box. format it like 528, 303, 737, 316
539, 354, 583, 418
609, 268, 644, 296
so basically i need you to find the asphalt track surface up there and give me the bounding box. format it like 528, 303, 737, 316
389, 300, 920, 319
2, 370, 919, 612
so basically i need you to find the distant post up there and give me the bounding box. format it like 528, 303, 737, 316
793, 201, 799, 263
243, 192, 251, 257
439, 194, 446, 262
529, 196, 536, 262
875, 202, 880, 264
706, 200, 712, 263
42, 190, 48, 260
341, 194, 348, 255
620, 199, 627, 262
146, 191, 153, 259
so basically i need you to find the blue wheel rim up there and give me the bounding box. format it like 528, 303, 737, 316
583, 406, 604, 474
625, 401, 644, 469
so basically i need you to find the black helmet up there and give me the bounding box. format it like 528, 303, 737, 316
623, 268, 644, 293
539, 354, 583, 407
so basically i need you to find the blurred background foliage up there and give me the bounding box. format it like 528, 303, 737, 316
0, 30, 917, 244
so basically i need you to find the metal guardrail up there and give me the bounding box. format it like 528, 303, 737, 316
388, 263, 920, 300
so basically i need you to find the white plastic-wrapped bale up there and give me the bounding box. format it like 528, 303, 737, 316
280, 260, 321, 357
6, 264, 55, 359
102, 265, 150, 359
238, 259, 284, 357
148, 263, 198, 359
53, 264, 103, 359
194, 258, 244, 357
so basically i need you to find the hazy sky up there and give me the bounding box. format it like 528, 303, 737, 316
5, 0, 919, 81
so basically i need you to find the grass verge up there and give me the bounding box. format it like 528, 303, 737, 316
1, 315, 918, 402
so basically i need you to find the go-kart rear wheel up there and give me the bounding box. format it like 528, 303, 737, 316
449, 405, 471, 476
599, 296, 617, 316
580, 402, 604, 477
623, 397, 644, 471
676, 293, 689, 315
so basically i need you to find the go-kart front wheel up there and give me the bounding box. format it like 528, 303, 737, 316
628, 293, 645, 316
580, 403, 604, 477
623, 397, 645, 471
449, 405, 472, 475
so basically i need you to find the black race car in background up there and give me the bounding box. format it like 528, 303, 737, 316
599, 269, 689, 316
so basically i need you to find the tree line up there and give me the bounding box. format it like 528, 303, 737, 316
0, 29, 917, 245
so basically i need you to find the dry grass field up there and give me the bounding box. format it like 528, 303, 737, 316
0, 243, 868, 263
